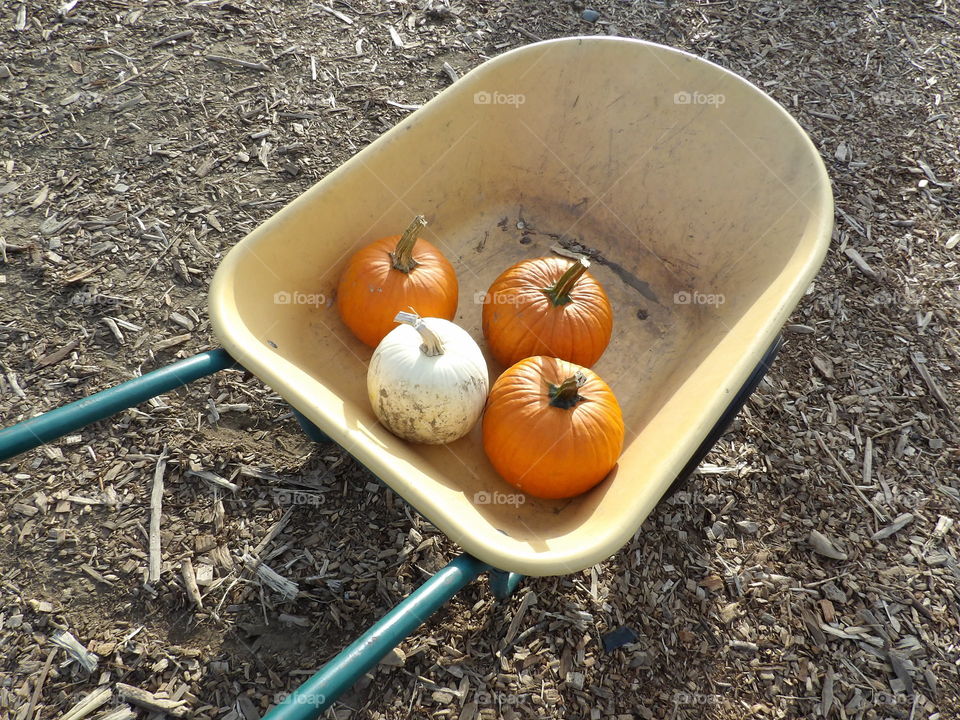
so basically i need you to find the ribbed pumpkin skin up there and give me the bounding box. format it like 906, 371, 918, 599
481, 257, 612, 368
337, 235, 458, 348
367, 317, 489, 445
482, 356, 624, 499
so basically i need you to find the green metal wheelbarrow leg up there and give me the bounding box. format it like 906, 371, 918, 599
1, 350, 528, 719
264, 554, 523, 720
289, 407, 331, 444
489, 569, 524, 600
0, 349, 239, 462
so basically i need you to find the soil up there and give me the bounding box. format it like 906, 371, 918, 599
1, 2, 959, 720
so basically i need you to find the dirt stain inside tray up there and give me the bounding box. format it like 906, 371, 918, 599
510, 216, 661, 305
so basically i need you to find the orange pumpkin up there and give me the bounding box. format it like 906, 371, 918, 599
337, 216, 458, 347
482, 356, 624, 499
481, 256, 612, 368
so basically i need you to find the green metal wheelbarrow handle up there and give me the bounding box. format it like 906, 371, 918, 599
0, 348, 526, 717
0, 349, 238, 462
265, 553, 510, 720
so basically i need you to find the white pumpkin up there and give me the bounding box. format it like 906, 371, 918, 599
368, 311, 489, 444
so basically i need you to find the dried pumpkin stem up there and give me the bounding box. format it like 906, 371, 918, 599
394, 310, 444, 357
542, 257, 590, 306
390, 215, 428, 273
548, 371, 586, 409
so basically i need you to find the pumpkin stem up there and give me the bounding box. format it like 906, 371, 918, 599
548, 372, 586, 409
394, 310, 445, 357
390, 215, 428, 273
542, 257, 590, 306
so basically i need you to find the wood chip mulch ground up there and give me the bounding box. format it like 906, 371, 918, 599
1, 1, 958, 719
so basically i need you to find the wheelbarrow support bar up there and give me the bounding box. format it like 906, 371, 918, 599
264, 553, 492, 720
0, 349, 238, 462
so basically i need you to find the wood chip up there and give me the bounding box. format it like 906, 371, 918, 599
719, 602, 739, 623
62, 265, 102, 284
887, 651, 914, 694
502, 590, 536, 647
181, 558, 203, 608
550, 243, 584, 261
910, 352, 952, 412
243, 553, 299, 600
50, 630, 98, 672
91, 708, 136, 720
812, 355, 834, 379
116, 683, 188, 718
387, 26, 405, 49
871, 513, 914, 540
151, 30, 193, 48
61, 687, 112, 720
188, 469, 238, 492
25, 648, 56, 720
814, 431, 887, 521
820, 666, 835, 716
30, 184, 49, 207
316, 4, 353, 24
843, 247, 879, 279
379, 647, 406, 666
154, 333, 191, 351
103, 317, 125, 345
81, 563, 115, 586
441, 61, 459, 83
809, 530, 848, 560
148, 448, 168, 584
35, 338, 78, 369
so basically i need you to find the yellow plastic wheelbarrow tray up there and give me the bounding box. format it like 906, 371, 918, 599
209, 37, 833, 577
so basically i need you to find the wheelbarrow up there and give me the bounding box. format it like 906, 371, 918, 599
0, 37, 832, 718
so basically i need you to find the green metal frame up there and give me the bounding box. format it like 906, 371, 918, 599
0, 349, 524, 719
0, 338, 786, 716
489, 568, 525, 600
265, 554, 494, 719
0, 349, 237, 462
0, 334, 787, 717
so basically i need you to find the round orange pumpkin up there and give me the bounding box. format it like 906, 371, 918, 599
337, 216, 458, 347
481, 256, 612, 368
482, 356, 624, 499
